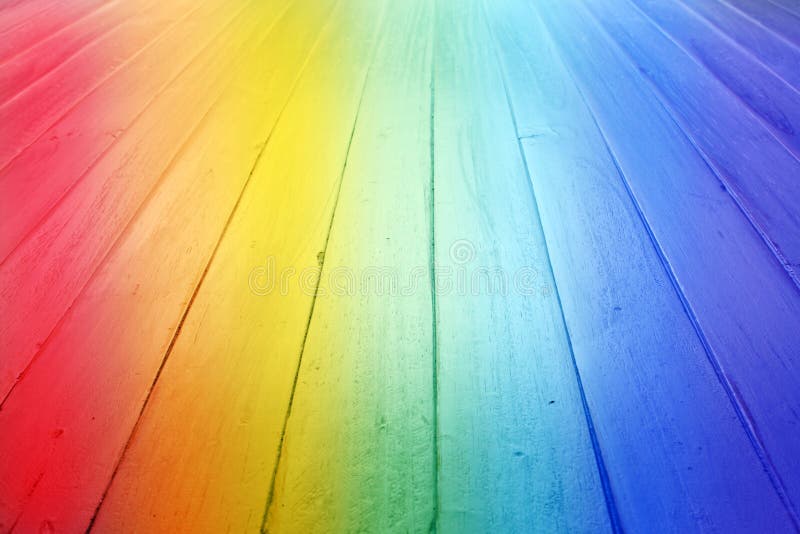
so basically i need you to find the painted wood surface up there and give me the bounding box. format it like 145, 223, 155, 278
2, 0, 800, 531
0, 0, 124, 104
90, 2, 386, 531
585, 0, 800, 281
265, 3, 435, 530
433, 1, 611, 531
0, 0, 269, 399
0, 0, 308, 529
721, 0, 800, 46
768, 0, 800, 17
0, 0, 198, 169
628, 0, 800, 160
680, 0, 800, 91
0, 0, 229, 263
495, 0, 795, 530
0, 0, 108, 63
576, 0, 800, 513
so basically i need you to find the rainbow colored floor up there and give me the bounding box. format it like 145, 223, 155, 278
2, 0, 800, 532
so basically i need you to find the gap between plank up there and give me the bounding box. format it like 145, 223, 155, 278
0, 3, 128, 107
0, 0, 118, 68
0, 0, 249, 268
0, 0, 215, 175
584, 0, 800, 294
259, 4, 389, 531
716, 0, 800, 54
428, 1, 439, 531
480, 3, 624, 531
0, 0, 267, 411
673, 0, 800, 97
9, 58, 226, 534
555, 3, 800, 526
622, 0, 800, 162
83, 1, 320, 530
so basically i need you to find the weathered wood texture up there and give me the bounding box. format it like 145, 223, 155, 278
2, 0, 799, 531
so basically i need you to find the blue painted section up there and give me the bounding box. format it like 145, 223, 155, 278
722, 0, 800, 46
681, 0, 800, 91
490, 0, 800, 529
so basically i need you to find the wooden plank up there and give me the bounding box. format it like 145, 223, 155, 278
0, 0, 38, 19
0, 0, 201, 170
498, 1, 797, 530
0, 0, 107, 63
768, 0, 800, 17
0, 0, 46, 22
679, 0, 800, 92
584, 0, 800, 280
0, 0, 127, 104
0, 0, 266, 399
88, 1, 386, 531
263, 1, 436, 531
536, 0, 800, 523
721, 0, 800, 47
0, 0, 242, 265
629, 0, 800, 160
432, 0, 612, 531
0, 0, 222, 264
0, 0, 324, 530
0, 0, 54, 34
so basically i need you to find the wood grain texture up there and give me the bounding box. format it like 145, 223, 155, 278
680, 0, 800, 91
0, 1, 307, 529
586, 0, 800, 277
265, 3, 435, 530
628, 0, 800, 160
0, 0, 228, 264
0, 0, 107, 63
498, 0, 797, 530
721, 0, 800, 47
0, 0, 125, 105
0, 0, 272, 400
537, 0, 800, 523
2, 0, 800, 530
432, 1, 611, 531
89, 2, 387, 531
0, 0, 199, 170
